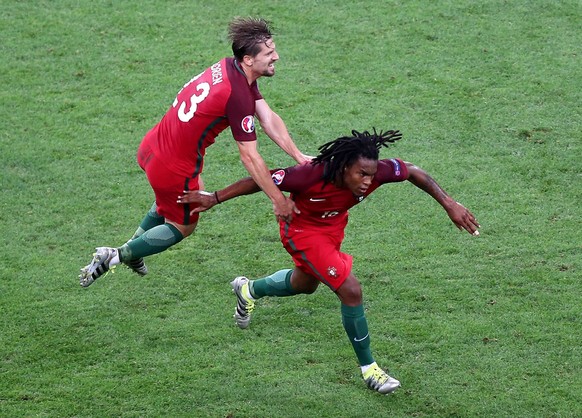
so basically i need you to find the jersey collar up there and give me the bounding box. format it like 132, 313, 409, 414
233, 59, 246, 76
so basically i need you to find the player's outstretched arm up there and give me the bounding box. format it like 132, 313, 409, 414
177, 177, 261, 213
255, 99, 312, 164
237, 140, 299, 222
404, 162, 480, 235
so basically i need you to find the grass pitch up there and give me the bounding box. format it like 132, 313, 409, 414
1, 1, 580, 417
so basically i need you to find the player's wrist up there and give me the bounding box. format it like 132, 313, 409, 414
272, 197, 290, 209
293, 151, 308, 164
441, 196, 457, 211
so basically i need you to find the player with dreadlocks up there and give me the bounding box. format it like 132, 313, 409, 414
314, 128, 403, 183
179, 129, 480, 394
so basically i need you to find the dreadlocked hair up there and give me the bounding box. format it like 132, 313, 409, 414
312, 128, 402, 184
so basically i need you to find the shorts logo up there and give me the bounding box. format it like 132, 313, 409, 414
241, 115, 255, 133
272, 169, 285, 185
327, 266, 338, 277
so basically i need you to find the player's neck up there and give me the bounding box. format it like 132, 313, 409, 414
240, 63, 259, 85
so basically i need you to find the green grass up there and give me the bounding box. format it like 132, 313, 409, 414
1, 0, 581, 417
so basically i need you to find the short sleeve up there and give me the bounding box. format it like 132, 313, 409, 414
250, 81, 263, 101
270, 164, 323, 193
375, 159, 409, 184
225, 77, 260, 142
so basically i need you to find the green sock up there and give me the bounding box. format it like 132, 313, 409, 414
129, 202, 164, 240
119, 223, 183, 261
250, 269, 297, 298
341, 303, 374, 366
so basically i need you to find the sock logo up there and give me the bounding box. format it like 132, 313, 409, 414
353, 334, 369, 342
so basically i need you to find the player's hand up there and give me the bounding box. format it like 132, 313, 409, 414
446, 201, 480, 236
177, 190, 218, 213
298, 153, 314, 165
273, 196, 300, 223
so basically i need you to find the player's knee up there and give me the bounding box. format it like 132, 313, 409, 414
336, 278, 363, 304
346, 286, 363, 303
302, 282, 319, 294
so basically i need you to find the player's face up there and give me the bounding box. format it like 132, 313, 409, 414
251, 39, 279, 77
342, 157, 378, 197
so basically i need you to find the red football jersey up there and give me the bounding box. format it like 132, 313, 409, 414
141, 57, 263, 178
272, 158, 409, 232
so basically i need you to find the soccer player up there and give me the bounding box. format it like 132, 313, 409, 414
178, 129, 480, 394
79, 18, 311, 287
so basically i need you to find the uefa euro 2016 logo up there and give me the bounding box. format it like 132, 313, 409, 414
272, 169, 285, 185
241, 115, 255, 133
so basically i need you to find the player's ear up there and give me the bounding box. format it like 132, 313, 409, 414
242, 54, 254, 66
